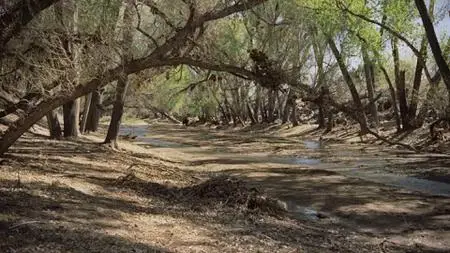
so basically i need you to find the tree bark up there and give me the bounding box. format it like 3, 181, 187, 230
267, 89, 276, 123
253, 85, 261, 123
409, 37, 428, 121
380, 66, 401, 132
104, 0, 134, 148
362, 46, 379, 127
46, 110, 62, 139
290, 102, 298, 126
247, 103, 257, 124
80, 93, 92, 133
327, 37, 369, 133
282, 89, 294, 124
415, 0, 450, 99
397, 70, 410, 130
392, 37, 410, 130
85, 89, 102, 132
63, 99, 80, 137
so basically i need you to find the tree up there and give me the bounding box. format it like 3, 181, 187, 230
414, 0, 450, 105
0, 0, 269, 156
104, 0, 135, 148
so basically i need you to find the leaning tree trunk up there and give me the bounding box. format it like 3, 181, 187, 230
415, 0, 450, 103
327, 37, 369, 133
46, 110, 62, 139
409, 37, 428, 123
409, 0, 436, 124
104, 0, 134, 148
104, 77, 129, 148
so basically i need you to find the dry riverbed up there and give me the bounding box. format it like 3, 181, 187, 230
0, 120, 449, 252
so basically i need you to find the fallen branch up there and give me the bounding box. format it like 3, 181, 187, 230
367, 129, 417, 152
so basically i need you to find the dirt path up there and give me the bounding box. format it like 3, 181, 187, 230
0, 121, 449, 252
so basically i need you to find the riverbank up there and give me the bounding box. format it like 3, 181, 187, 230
0, 121, 449, 252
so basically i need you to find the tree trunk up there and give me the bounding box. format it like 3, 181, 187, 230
80, 93, 92, 133
362, 46, 379, 127
409, 37, 428, 121
282, 89, 294, 124
57, 0, 81, 138
397, 70, 410, 130
415, 0, 450, 99
104, 78, 129, 148
85, 89, 102, 132
392, 37, 411, 130
325, 110, 333, 133
409, 0, 435, 122
247, 103, 257, 124
104, 0, 134, 148
46, 110, 62, 139
261, 98, 268, 123
63, 99, 80, 137
253, 85, 261, 123
290, 102, 298, 126
317, 104, 326, 128
380, 66, 401, 132
267, 89, 277, 123
327, 37, 369, 133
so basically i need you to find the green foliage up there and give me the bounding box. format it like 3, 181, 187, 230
145, 67, 219, 118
